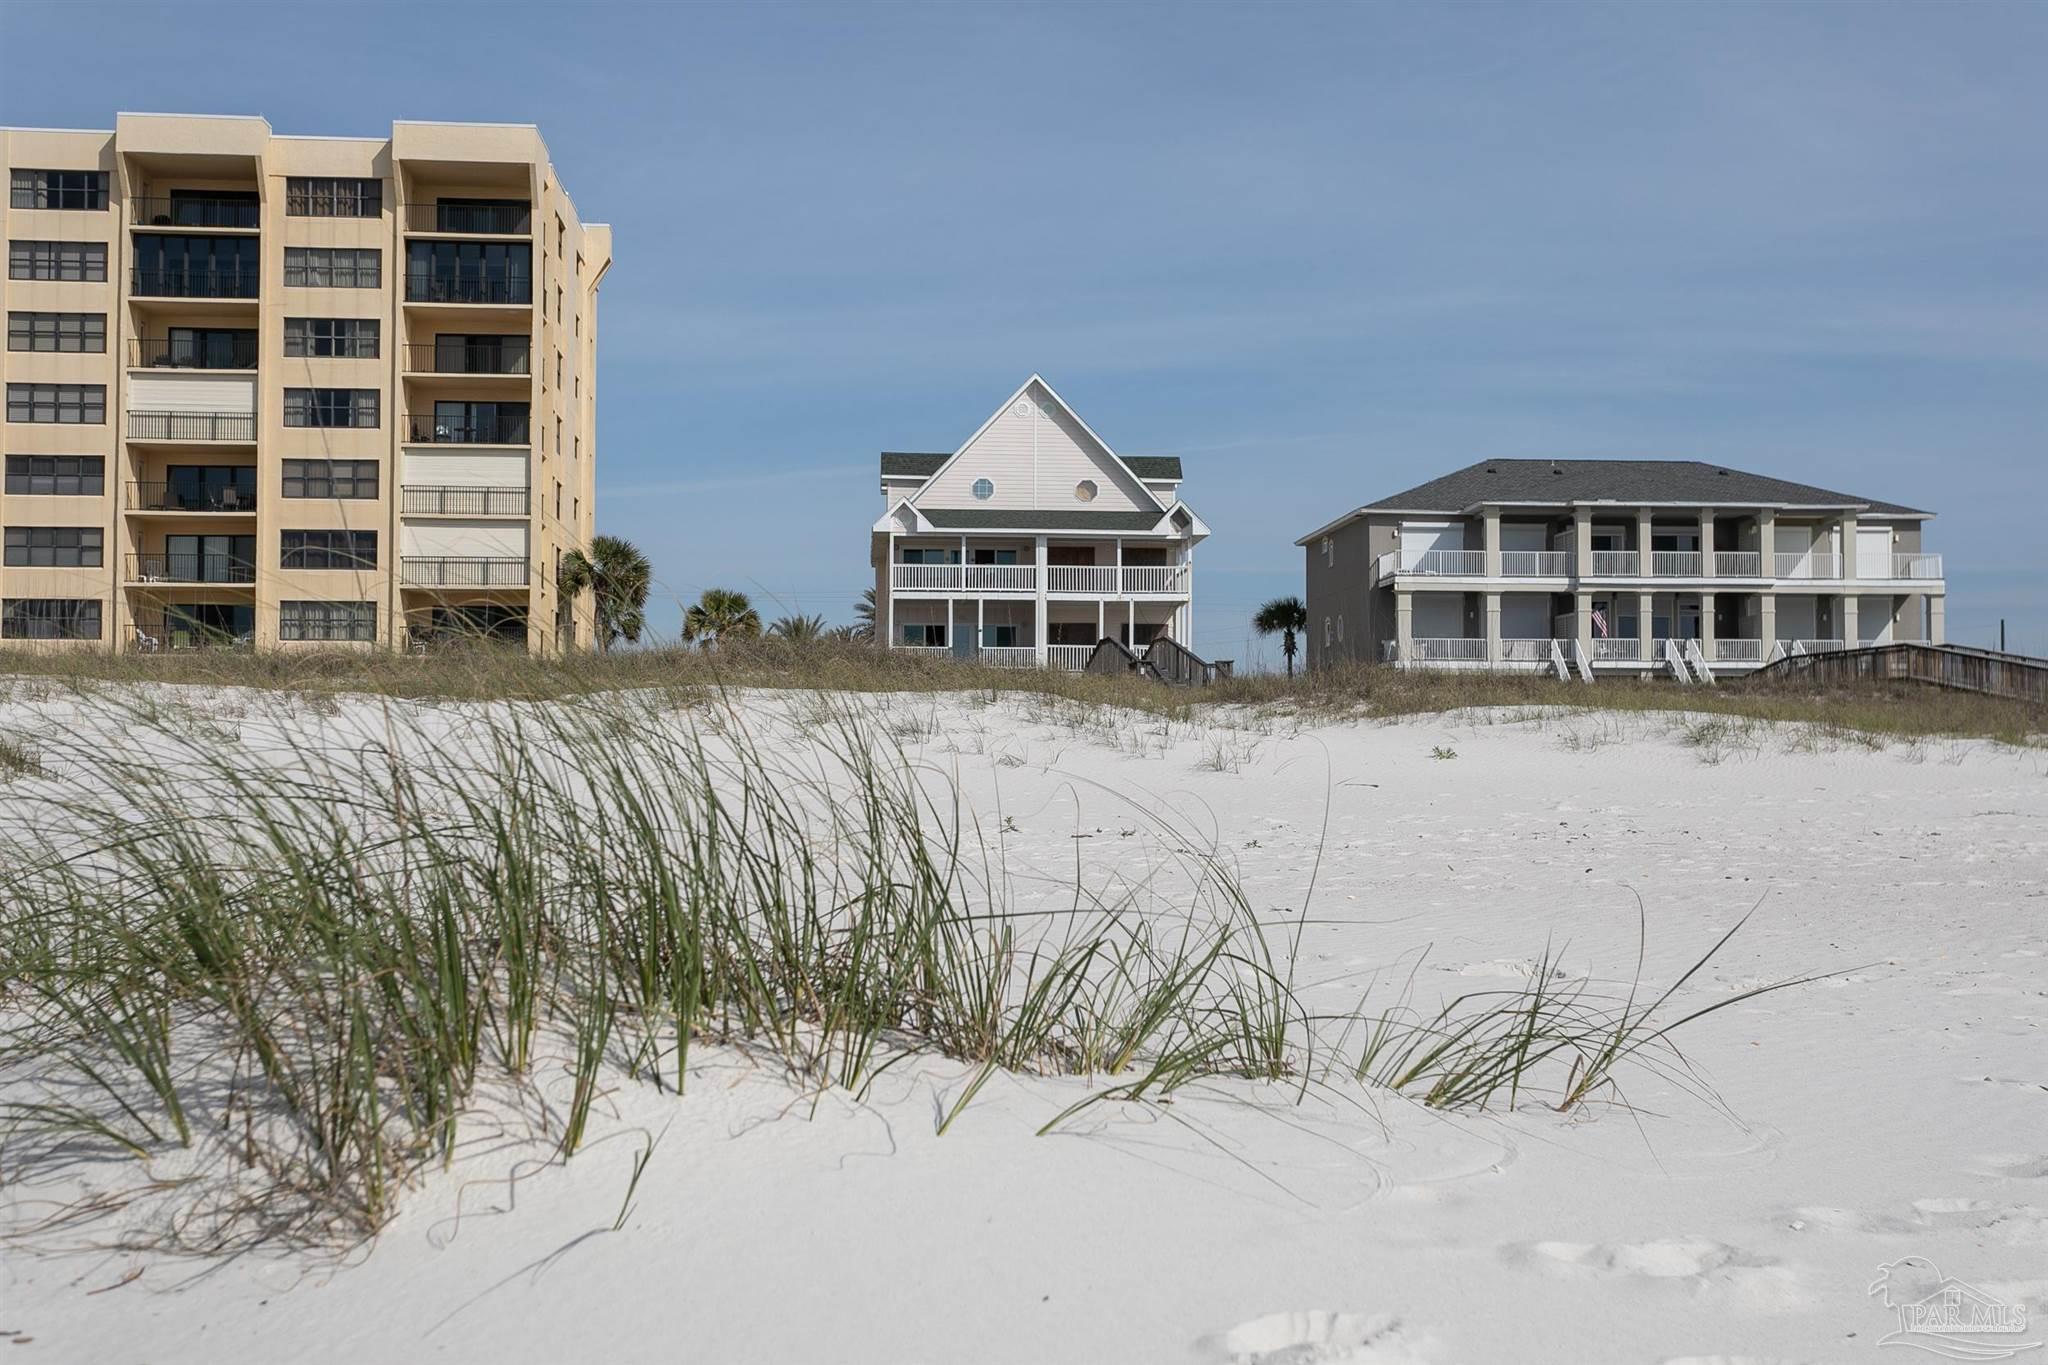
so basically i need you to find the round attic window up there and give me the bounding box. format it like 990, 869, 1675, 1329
972, 478, 995, 500
1013, 401, 1033, 417
1075, 479, 1098, 503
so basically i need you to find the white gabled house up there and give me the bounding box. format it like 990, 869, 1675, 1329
872, 376, 1208, 669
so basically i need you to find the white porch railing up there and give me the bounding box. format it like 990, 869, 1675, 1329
1048, 565, 1116, 594
894, 644, 952, 657
1048, 644, 1095, 670
978, 646, 1039, 668
1122, 565, 1189, 594
1411, 637, 1487, 661
1500, 638, 1556, 663
964, 564, 1035, 592
1589, 637, 1641, 661
1650, 551, 1702, 576
1891, 553, 1943, 579
893, 564, 962, 591
1589, 550, 1639, 576
1713, 552, 1762, 577
1774, 552, 1841, 579
1500, 551, 1571, 577
1404, 549, 1486, 576
1713, 638, 1764, 663
1790, 638, 1847, 655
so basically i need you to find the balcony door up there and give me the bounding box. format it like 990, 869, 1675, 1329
165, 533, 255, 583
165, 465, 255, 512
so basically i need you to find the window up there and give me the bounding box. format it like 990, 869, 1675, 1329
431, 198, 530, 233
281, 530, 378, 571
556, 214, 565, 257
159, 465, 256, 512
555, 350, 563, 388
284, 388, 379, 429
8, 239, 106, 281
149, 326, 257, 369
1074, 479, 1097, 503
425, 400, 527, 444
555, 286, 563, 322
283, 247, 381, 288
899, 547, 962, 565
5, 455, 104, 496
286, 177, 381, 218
1322, 536, 1334, 568
281, 459, 378, 499
554, 480, 562, 518
980, 624, 1019, 648
131, 235, 260, 298
970, 548, 1019, 565
162, 535, 255, 584
283, 318, 380, 358
405, 240, 531, 303
4, 526, 103, 567
279, 600, 376, 642
902, 623, 947, 647
1, 599, 102, 640
10, 169, 108, 210
7, 312, 104, 352
6, 383, 105, 424
972, 478, 994, 500
1322, 617, 1332, 648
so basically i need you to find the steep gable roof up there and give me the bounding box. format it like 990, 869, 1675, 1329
880, 452, 948, 478
909, 375, 1168, 515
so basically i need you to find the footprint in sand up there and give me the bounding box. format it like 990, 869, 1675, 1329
1195, 1310, 1432, 1364
1779, 1206, 1919, 1235
1505, 1239, 1804, 1309
1978, 1153, 2048, 1180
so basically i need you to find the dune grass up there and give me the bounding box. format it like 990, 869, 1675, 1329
0, 679, 1826, 1249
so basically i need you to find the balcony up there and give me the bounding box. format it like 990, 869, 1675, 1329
402, 557, 529, 588
1891, 553, 1943, 579
130, 269, 259, 300
130, 196, 260, 230
129, 335, 258, 370
403, 342, 532, 375
128, 411, 256, 442
1589, 637, 1642, 662
1409, 637, 1488, 663
1401, 549, 1485, 576
1121, 564, 1189, 594
1049, 565, 1116, 594
403, 203, 532, 235
127, 552, 255, 585
402, 485, 528, 517
892, 564, 1189, 594
1774, 552, 1841, 580
1500, 551, 1571, 577
1588, 550, 1639, 576
404, 274, 532, 305
406, 414, 530, 445
1649, 551, 1702, 576
127, 481, 255, 514
1712, 638, 1766, 663
892, 564, 1034, 593
1048, 644, 1095, 671
1713, 552, 1762, 577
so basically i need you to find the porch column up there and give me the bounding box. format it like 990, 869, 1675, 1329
1638, 590, 1655, 662
1759, 592, 1777, 654
885, 531, 896, 649
1483, 508, 1501, 579
1757, 510, 1777, 579
1699, 590, 1716, 656
1574, 513, 1593, 578
1839, 513, 1858, 581
1033, 535, 1048, 665
1096, 598, 1104, 644
1840, 593, 1859, 647
1635, 508, 1652, 576
1484, 591, 1501, 667
1183, 542, 1194, 645
1929, 594, 1945, 645
976, 596, 985, 658
1128, 598, 1136, 650
1394, 589, 1413, 665
1698, 508, 1715, 576
1574, 589, 1594, 662
946, 597, 955, 653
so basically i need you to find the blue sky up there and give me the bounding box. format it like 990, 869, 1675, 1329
6, 0, 2044, 665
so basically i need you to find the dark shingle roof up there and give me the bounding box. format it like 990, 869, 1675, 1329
1124, 456, 1183, 479
919, 508, 1166, 532
1366, 460, 1927, 516
880, 452, 948, 478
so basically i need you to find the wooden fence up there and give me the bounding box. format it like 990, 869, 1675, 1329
1744, 642, 2048, 704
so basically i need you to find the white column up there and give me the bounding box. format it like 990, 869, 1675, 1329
1759, 593, 1777, 653
1637, 590, 1655, 662
1698, 508, 1715, 577
1929, 594, 1945, 645
1394, 589, 1413, 664
1635, 508, 1653, 576
1575, 590, 1594, 661
1183, 542, 1194, 646
1839, 514, 1858, 581
1484, 590, 1502, 667
1841, 593, 1859, 647
1700, 590, 1716, 654
1574, 513, 1593, 578
1096, 597, 1104, 644
1758, 510, 1777, 578
1483, 508, 1501, 579
1033, 534, 1048, 665
1128, 598, 1135, 650
885, 531, 896, 650
976, 596, 984, 658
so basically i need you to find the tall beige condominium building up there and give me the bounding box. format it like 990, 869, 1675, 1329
1, 113, 612, 653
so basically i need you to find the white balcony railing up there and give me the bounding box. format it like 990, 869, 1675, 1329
1371, 550, 1398, 582
1713, 552, 1762, 577
1650, 551, 1702, 576
1048, 565, 1116, 594
1410, 637, 1487, 661
1122, 565, 1189, 594
893, 564, 962, 591
977, 646, 1039, 668
1589, 550, 1639, 576
1891, 553, 1943, 579
1774, 552, 1841, 580
1499, 638, 1556, 663
892, 564, 1037, 592
1713, 638, 1765, 663
1589, 637, 1641, 661
965, 564, 1035, 592
1499, 551, 1571, 577
1789, 638, 1847, 655
1048, 644, 1095, 670
1403, 549, 1486, 576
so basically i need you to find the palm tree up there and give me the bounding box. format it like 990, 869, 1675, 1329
853, 587, 877, 642
769, 612, 827, 642
682, 588, 762, 648
1252, 595, 1309, 676
557, 535, 651, 652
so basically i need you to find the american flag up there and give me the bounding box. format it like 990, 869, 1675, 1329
1591, 608, 1610, 638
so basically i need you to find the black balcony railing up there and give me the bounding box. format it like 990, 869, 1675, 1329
403, 341, 532, 374
402, 485, 528, 516
401, 556, 529, 588
130, 269, 260, 299
131, 196, 261, 229
130, 335, 259, 369
128, 411, 256, 441
404, 274, 531, 305
128, 480, 257, 513
132, 615, 255, 651
128, 552, 257, 584
406, 414, 530, 445
404, 202, 532, 234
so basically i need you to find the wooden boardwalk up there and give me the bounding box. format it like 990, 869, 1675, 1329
1744, 642, 2048, 704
